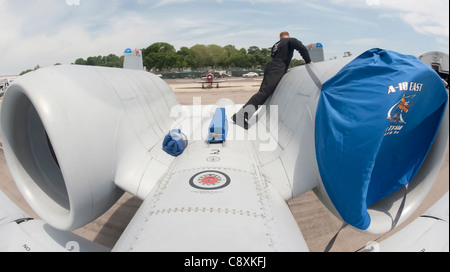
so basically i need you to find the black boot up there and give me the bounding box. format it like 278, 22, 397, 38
232, 112, 249, 130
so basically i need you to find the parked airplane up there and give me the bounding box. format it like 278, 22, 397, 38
195, 73, 227, 89
0, 48, 448, 252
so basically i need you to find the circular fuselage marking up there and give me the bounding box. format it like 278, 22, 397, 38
206, 156, 221, 162
189, 170, 231, 190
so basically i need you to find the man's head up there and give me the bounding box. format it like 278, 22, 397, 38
280, 31, 290, 39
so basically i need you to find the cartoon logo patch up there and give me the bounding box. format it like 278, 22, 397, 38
385, 81, 423, 136
387, 94, 417, 124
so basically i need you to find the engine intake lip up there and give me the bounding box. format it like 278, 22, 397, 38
1, 87, 70, 217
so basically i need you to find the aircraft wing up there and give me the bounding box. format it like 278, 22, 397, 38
365, 192, 449, 252
112, 122, 308, 251
0, 190, 109, 252
0, 189, 29, 228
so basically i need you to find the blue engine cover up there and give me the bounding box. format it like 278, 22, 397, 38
315, 48, 448, 230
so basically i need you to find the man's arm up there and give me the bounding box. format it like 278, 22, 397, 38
291, 38, 312, 64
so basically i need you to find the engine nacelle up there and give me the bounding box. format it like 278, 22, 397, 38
261, 49, 449, 234
1, 65, 177, 231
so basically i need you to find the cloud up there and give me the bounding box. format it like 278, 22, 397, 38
345, 38, 384, 46
0, 1, 265, 74
155, 0, 194, 8
155, 0, 297, 7
330, 0, 449, 37
395, 5, 449, 37
0, 2, 167, 74
1, 0, 447, 75
305, 2, 338, 13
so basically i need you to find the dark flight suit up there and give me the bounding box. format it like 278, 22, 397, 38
233, 38, 312, 127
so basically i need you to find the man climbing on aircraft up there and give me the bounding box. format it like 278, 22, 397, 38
232, 31, 312, 129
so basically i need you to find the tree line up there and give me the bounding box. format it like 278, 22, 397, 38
74, 54, 125, 68
141, 42, 278, 71
20, 42, 310, 75
140, 42, 307, 71
73, 42, 289, 71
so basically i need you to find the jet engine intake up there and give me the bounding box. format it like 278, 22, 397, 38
1, 65, 177, 230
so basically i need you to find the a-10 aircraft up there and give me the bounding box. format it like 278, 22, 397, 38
0, 48, 448, 252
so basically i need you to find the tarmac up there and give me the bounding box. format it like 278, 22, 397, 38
0, 77, 448, 252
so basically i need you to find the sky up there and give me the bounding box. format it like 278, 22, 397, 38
0, 0, 448, 75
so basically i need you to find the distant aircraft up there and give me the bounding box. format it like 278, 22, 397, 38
195, 73, 227, 89
0, 48, 448, 252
